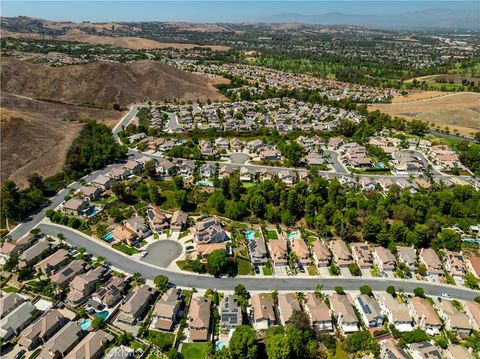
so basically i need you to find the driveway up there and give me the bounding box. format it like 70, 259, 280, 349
274, 265, 288, 276
340, 267, 351, 278
361, 268, 372, 278
141, 240, 183, 268
318, 267, 330, 277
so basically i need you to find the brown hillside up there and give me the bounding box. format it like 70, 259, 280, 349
1, 59, 225, 107
0, 92, 121, 186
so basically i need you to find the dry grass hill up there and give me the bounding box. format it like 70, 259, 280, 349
1, 58, 225, 107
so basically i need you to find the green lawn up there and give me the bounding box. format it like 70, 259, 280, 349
266, 230, 278, 240
179, 230, 189, 239
242, 182, 255, 189
262, 266, 273, 275
94, 195, 116, 205
146, 330, 174, 351
112, 243, 139, 255
236, 257, 252, 275
181, 342, 209, 359
1, 286, 19, 293
159, 191, 178, 210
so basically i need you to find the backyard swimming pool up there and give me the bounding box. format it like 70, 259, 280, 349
103, 233, 113, 242
94, 311, 109, 320
79, 319, 92, 331
216, 342, 226, 350
245, 230, 255, 240
196, 180, 213, 187
287, 231, 300, 240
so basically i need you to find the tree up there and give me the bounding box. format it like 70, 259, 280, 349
154, 275, 169, 292
144, 160, 156, 177
418, 263, 427, 276
413, 287, 425, 298
386, 286, 396, 297
314, 284, 324, 299
174, 190, 188, 210
91, 316, 106, 330
345, 331, 379, 355
229, 325, 258, 359
206, 249, 229, 277
335, 286, 344, 295
362, 215, 382, 243
3, 253, 19, 271
249, 194, 266, 218
265, 333, 291, 359
359, 285, 373, 296
288, 310, 311, 332
208, 192, 226, 213
464, 273, 480, 290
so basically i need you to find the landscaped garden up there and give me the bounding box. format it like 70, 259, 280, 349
181, 342, 209, 359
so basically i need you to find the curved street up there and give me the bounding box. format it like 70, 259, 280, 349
38, 224, 480, 300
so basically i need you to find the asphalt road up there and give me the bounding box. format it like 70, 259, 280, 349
37, 224, 480, 300
142, 240, 183, 268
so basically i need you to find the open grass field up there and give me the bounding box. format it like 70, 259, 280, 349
181, 342, 209, 359
369, 92, 480, 137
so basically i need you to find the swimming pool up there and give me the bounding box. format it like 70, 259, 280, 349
196, 180, 213, 187
94, 311, 109, 320
216, 342, 226, 350
374, 162, 386, 169
86, 208, 99, 218
287, 231, 300, 240
245, 230, 255, 240
79, 319, 92, 331
103, 233, 113, 242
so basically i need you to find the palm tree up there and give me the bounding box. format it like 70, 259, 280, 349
314, 284, 324, 299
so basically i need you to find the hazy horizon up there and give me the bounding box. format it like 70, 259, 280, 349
1, 1, 479, 26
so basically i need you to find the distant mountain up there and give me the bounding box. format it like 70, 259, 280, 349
260, 8, 479, 29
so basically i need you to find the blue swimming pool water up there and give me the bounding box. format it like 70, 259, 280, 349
287, 231, 300, 240
79, 319, 91, 331
374, 162, 385, 169
94, 311, 109, 320
216, 342, 226, 350
245, 230, 255, 240
103, 233, 113, 242
176, 140, 186, 145
196, 180, 213, 187
86, 208, 98, 218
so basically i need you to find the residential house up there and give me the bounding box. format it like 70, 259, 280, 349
259, 149, 281, 162
65, 330, 112, 359
259, 168, 276, 182
239, 167, 252, 182
118, 284, 154, 325
91, 276, 126, 308
328, 137, 343, 149
188, 297, 211, 342
247, 139, 264, 152
0, 235, 33, 256
62, 198, 92, 217
396, 246, 417, 271
215, 137, 229, 150
35, 249, 69, 275
19, 240, 50, 268
380, 339, 410, 359
443, 251, 466, 283
39, 322, 84, 359
111, 225, 138, 246
178, 161, 195, 178
355, 294, 383, 328
437, 300, 472, 335
465, 256, 480, 279
192, 218, 227, 245
125, 216, 151, 239
146, 207, 169, 234
408, 341, 442, 359
269, 239, 288, 266
0, 292, 24, 318
123, 160, 143, 174
199, 140, 217, 157
444, 345, 475, 359
329, 294, 359, 333
108, 167, 130, 181
50, 260, 87, 288
77, 186, 103, 200
248, 236, 268, 266
304, 293, 332, 331
373, 247, 396, 273
199, 163, 216, 179
377, 293, 413, 332
196, 243, 229, 260
171, 210, 188, 232
66, 267, 106, 307
151, 288, 182, 332
465, 301, 480, 330
329, 239, 353, 267
250, 294, 276, 330
277, 293, 301, 326
218, 165, 232, 179
156, 160, 176, 177
91, 174, 115, 190
419, 248, 444, 280
229, 138, 244, 152
408, 297, 442, 335
220, 295, 242, 331
278, 170, 295, 186
0, 301, 36, 340
290, 237, 311, 267
103, 346, 133, 359
351, 243, 373, 268
311, 240, 331, 267
18, 310, 68, 350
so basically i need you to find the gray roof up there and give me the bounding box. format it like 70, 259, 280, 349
0, 302, 36, 337
20, 240, 50, 262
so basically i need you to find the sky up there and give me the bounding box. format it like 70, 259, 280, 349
1, 1, 478, 23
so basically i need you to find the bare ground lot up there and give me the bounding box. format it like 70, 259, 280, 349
408, 74, 479, 85
0, 92, 122, 186
369, 92, 480, 136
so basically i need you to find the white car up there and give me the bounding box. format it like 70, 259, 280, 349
441, 293, 450, 298
141, 251, 148, 258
